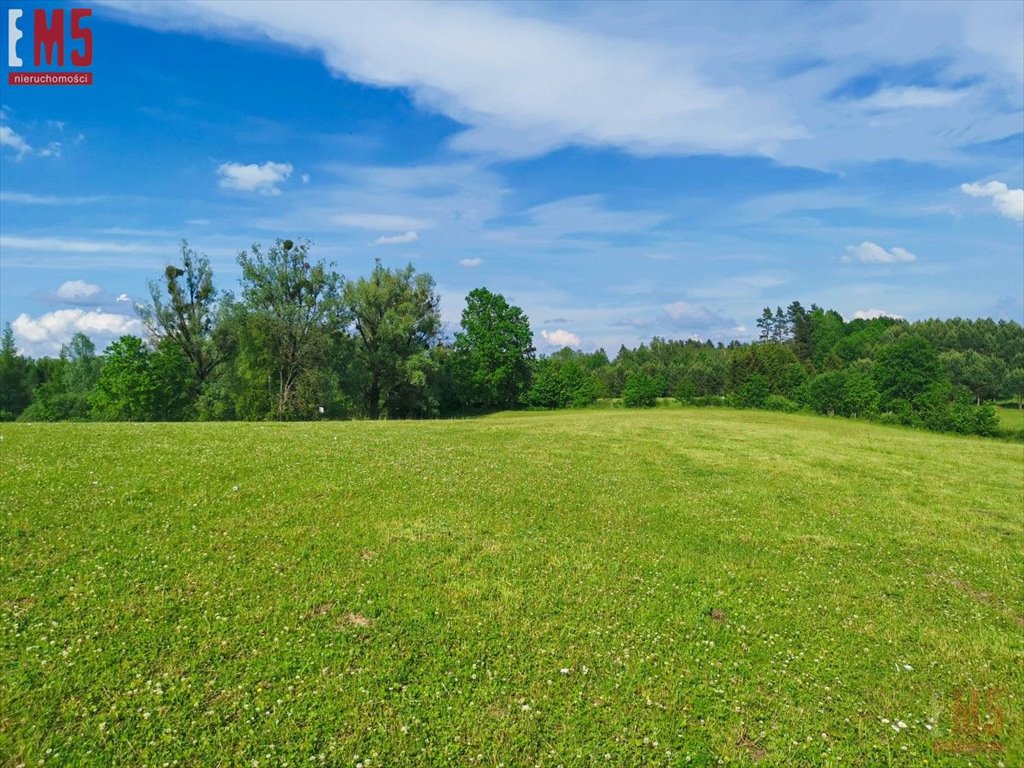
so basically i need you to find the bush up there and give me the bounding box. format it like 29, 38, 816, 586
673, 379, 696, 404
736, 374, 770, 408
763, 394, 800, 413
524, 357, 597, 409
801, 369, 879, 418
622, 372, 662, 408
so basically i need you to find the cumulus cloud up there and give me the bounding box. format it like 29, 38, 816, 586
217, 160, 293, 194
851, 308, 903, 320
12, 309, 143, 356
961, 180, 1024, 221
116, 293, 131, 303
458, 257, 482, 267
374, 230, 418, 245
56, 280, 102, 300
0, 125, 32, 159
541, 328, 582, 349
842, 241, 917, 263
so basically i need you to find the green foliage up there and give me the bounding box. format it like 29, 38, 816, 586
6, 263, 1023, 440
92, 336, 192, 421
1006, 367, 1024, 409
137, 241, 222, 404
763, 394, 800, 413
621, 371, 663, 407
0, 324, 31, 419
727, 342, 806, 399
344, 260, 440, 419
235, 239, 345, 419
93, 336, 157, 421
688, 358, 726, 397
736, 373, 771, 408
525, 352, 597, 409
873, 334, 944, 412
454, 287, 534, 409
802, 369, 879, 418
940, 349, 1008, 404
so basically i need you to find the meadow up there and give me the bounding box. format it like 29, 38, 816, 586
1, 409, 1022, 767
996, 406, 1024, 438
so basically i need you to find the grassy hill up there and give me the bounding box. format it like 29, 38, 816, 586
1, 410, 1021, 766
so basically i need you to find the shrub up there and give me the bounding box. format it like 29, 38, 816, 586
763, 394, 800, 413
736, 374, 770, 408
673, 379, 697, 404
622, 372, 662, 408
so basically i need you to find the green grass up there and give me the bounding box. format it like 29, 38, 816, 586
2, 409, 1022, 767
996, 405, 1024, 435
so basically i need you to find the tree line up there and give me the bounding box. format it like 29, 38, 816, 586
1, 239, 1022, 437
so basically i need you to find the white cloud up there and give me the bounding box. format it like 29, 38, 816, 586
217, 160, 293, 194
12, 309, 143, 357
857, 87, 968, 110
541, 328, 582, 348
374, 230, 419, 245
0, 191, 103, 205
333, 212, 433, 230
116, 293, 131, 303
97, 0, 803, 160
56, 280, 102, 300
186, 218, 210, 225
37, 141, 62, 159
0, 125, 32, 159
961, 180, 1024, 221
843, 241, 917, 264
851, 308, 903, 320
458, 257, 482, 267
301, 173, 311, 184
0, 235, 167, 254
95, 0, 1024, 166
0, 126, 65, 159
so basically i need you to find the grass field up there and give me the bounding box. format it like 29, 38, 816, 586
2, 410, 1022, 767
996, 406, 1024, 436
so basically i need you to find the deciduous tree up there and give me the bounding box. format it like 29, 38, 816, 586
455, 287, 534, 409
344, 260, 440, 419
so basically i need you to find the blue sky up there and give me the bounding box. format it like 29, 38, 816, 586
1, 0, 1022, 357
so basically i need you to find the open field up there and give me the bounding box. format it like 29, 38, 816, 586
1, 410, 1022, 766
996, 406, 1024, 436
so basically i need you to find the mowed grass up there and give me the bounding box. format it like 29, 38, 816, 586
1, 410, 1022, 767
996, 406, 1024, 435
